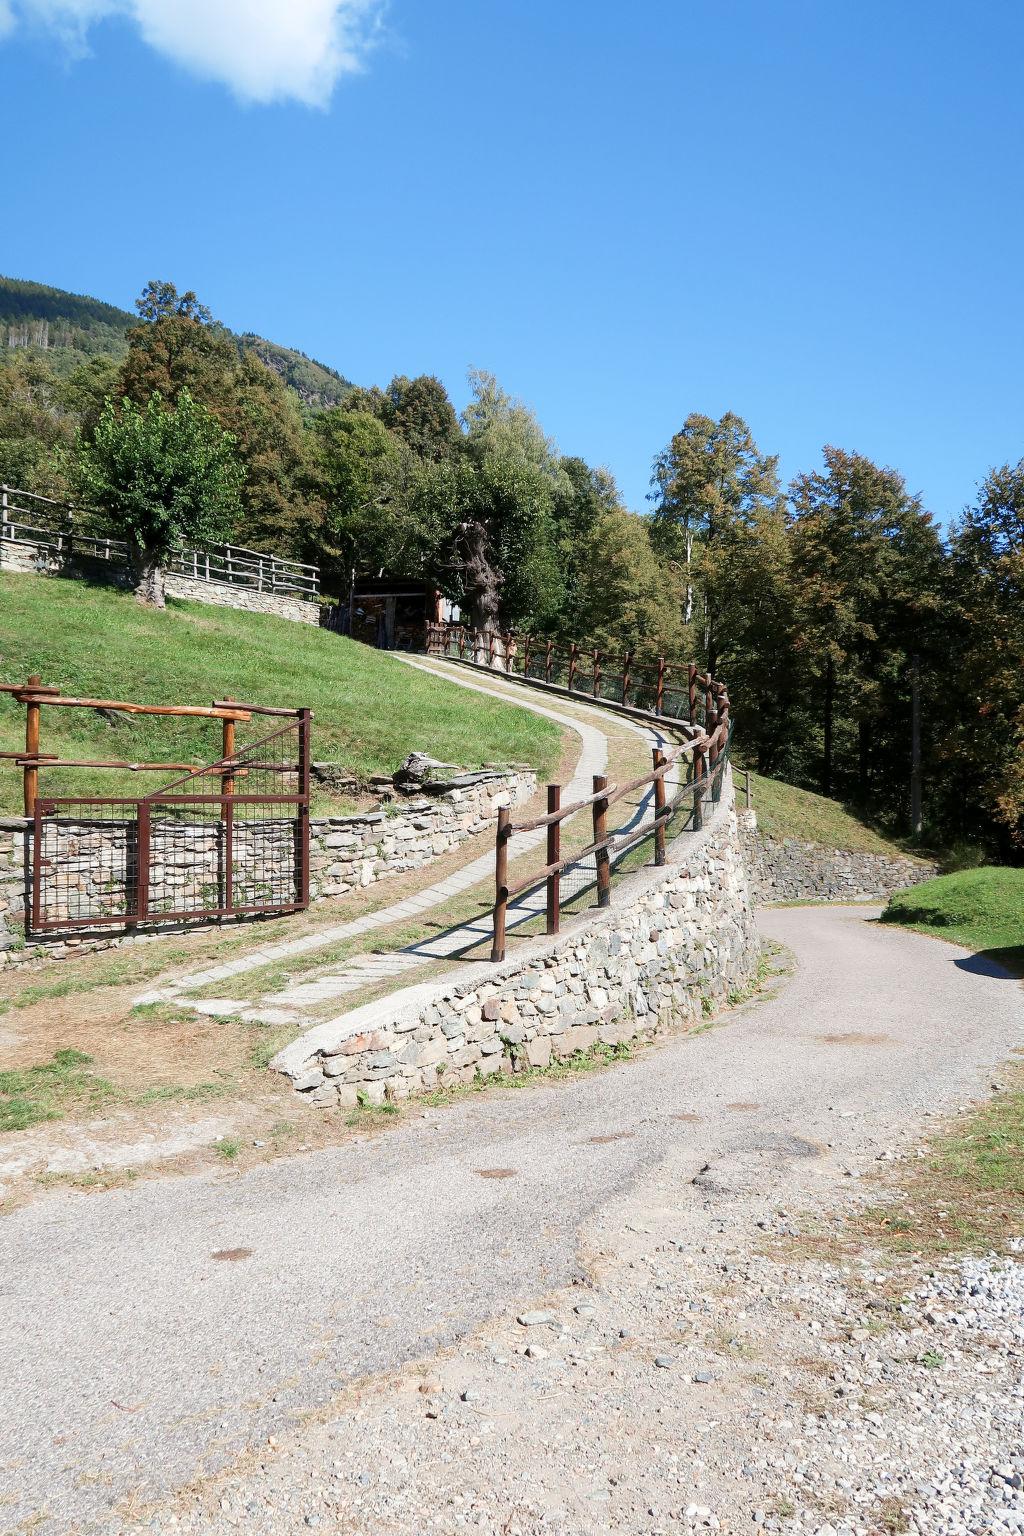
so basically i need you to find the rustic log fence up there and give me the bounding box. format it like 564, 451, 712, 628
489, 695, 732, 963
1, 484, 320, 599
425, 621, 726, 730
422, 620, 734, 961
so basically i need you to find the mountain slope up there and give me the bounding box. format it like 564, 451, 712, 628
0, 275, 352, 407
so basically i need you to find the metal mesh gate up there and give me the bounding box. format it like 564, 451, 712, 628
31, 714, 310, 933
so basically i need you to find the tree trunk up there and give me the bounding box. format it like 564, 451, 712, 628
858, 718, 870, 798
131, 545, 166, 608
822, 655, 835, 797
460, 520, 504, 668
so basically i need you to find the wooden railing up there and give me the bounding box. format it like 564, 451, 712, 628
488, 697, 732, 962
0, 485, 320, 599
425, 621, 727, 730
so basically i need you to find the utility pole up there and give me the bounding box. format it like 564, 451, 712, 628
910, 654, 923, 841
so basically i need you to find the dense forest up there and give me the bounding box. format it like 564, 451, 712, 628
1, 277, 1021, 861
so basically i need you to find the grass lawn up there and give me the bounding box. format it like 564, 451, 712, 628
881, 866, 1024, 978
743, 768, 922, 858
0, 571, 560, 811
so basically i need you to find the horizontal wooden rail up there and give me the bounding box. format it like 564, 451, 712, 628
490, 721, 732, 960
211, 699, 307, 718
11, 694, 251, 721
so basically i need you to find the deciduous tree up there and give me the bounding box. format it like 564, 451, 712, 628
76, 390, 242, 607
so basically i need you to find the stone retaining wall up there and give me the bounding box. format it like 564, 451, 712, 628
0, 540, 320, 625
276, 776, 759, 1108
0, 767, 534, 966
738, 810, 937, 903
162, 572, 319, 625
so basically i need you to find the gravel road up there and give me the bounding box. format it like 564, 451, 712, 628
1, 906, 1021, 1534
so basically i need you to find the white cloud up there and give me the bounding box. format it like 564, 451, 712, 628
0, 2, 16, 38
8, 0, 383, 105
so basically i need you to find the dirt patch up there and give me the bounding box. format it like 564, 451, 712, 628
475, 1168, 516, 1179
212, 1248, 253, 1262
816, 1031, 894, 1046
585, 1131, 635, 1145
671, 1112, 704, 1123
726, 1101, 761, 1111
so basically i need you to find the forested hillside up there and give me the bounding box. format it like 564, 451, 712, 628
1, 274, 1021, 861
0, 275, 351, 403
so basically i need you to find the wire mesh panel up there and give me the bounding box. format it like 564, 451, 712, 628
32, 800, 141, 929
31, 714, 310, 933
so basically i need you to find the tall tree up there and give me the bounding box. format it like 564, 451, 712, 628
451, 369, 568, 635
310, 408, 423, 589
650, 412, 783, 673
117, 281, 312, 555
789, 447, 944, 804
945, 462, 1024, 849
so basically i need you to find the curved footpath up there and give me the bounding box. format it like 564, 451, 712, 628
2, 904, 1021, 1533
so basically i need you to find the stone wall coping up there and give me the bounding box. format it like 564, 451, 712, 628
0, 817, 29, 831
272, 769, 734, 1081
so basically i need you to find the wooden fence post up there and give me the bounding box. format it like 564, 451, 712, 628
568, 642, 578, 693
593, 774, 611, 908
491, 806, 510, 962
221, 704, 236, 912
546, 784, 561, 935
135, 800, 151, 924
523, 633, 532, 679
546, 639, 553, 685
592, 647, 601, 698
23, 674, 41, 817
656, 656, 665, 716
653, 748, 667, 866
622, 649, 633, 706
688, 664, 697, 726
692, 743, 705, 832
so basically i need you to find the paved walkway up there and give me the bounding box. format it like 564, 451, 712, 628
138, 660, 680, 1021
4, 907, 1021, 1534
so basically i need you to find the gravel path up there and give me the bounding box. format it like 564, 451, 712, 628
1, 906, 1021, 1533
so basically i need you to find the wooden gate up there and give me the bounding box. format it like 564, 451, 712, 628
0, 679, 310, 934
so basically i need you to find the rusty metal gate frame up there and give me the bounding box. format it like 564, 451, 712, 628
31, 712, 311, 933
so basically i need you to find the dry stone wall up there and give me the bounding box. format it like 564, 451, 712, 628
162, 572, 319, 625
307, 768, 534, 899
278, 779, 759, 1109
737, 810, 937, 903
0, 767, 534, 966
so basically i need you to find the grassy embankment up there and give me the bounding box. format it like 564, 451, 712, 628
0, 571, 560, 812
881, 866, 1024, 978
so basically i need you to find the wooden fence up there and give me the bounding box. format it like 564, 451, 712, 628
425, 621, 727, 729
1, 484, 320, 599
454, 624, 735, 959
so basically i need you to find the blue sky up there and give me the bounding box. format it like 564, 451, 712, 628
1, 0, 1021, 521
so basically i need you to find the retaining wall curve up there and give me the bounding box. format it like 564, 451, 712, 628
276, 775, 760, 1108
737, 810, 937, 903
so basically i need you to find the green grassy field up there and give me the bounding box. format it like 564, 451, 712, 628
0, 572, 560, 811
743, 767, 919, 858
881, 866, 1024, 977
